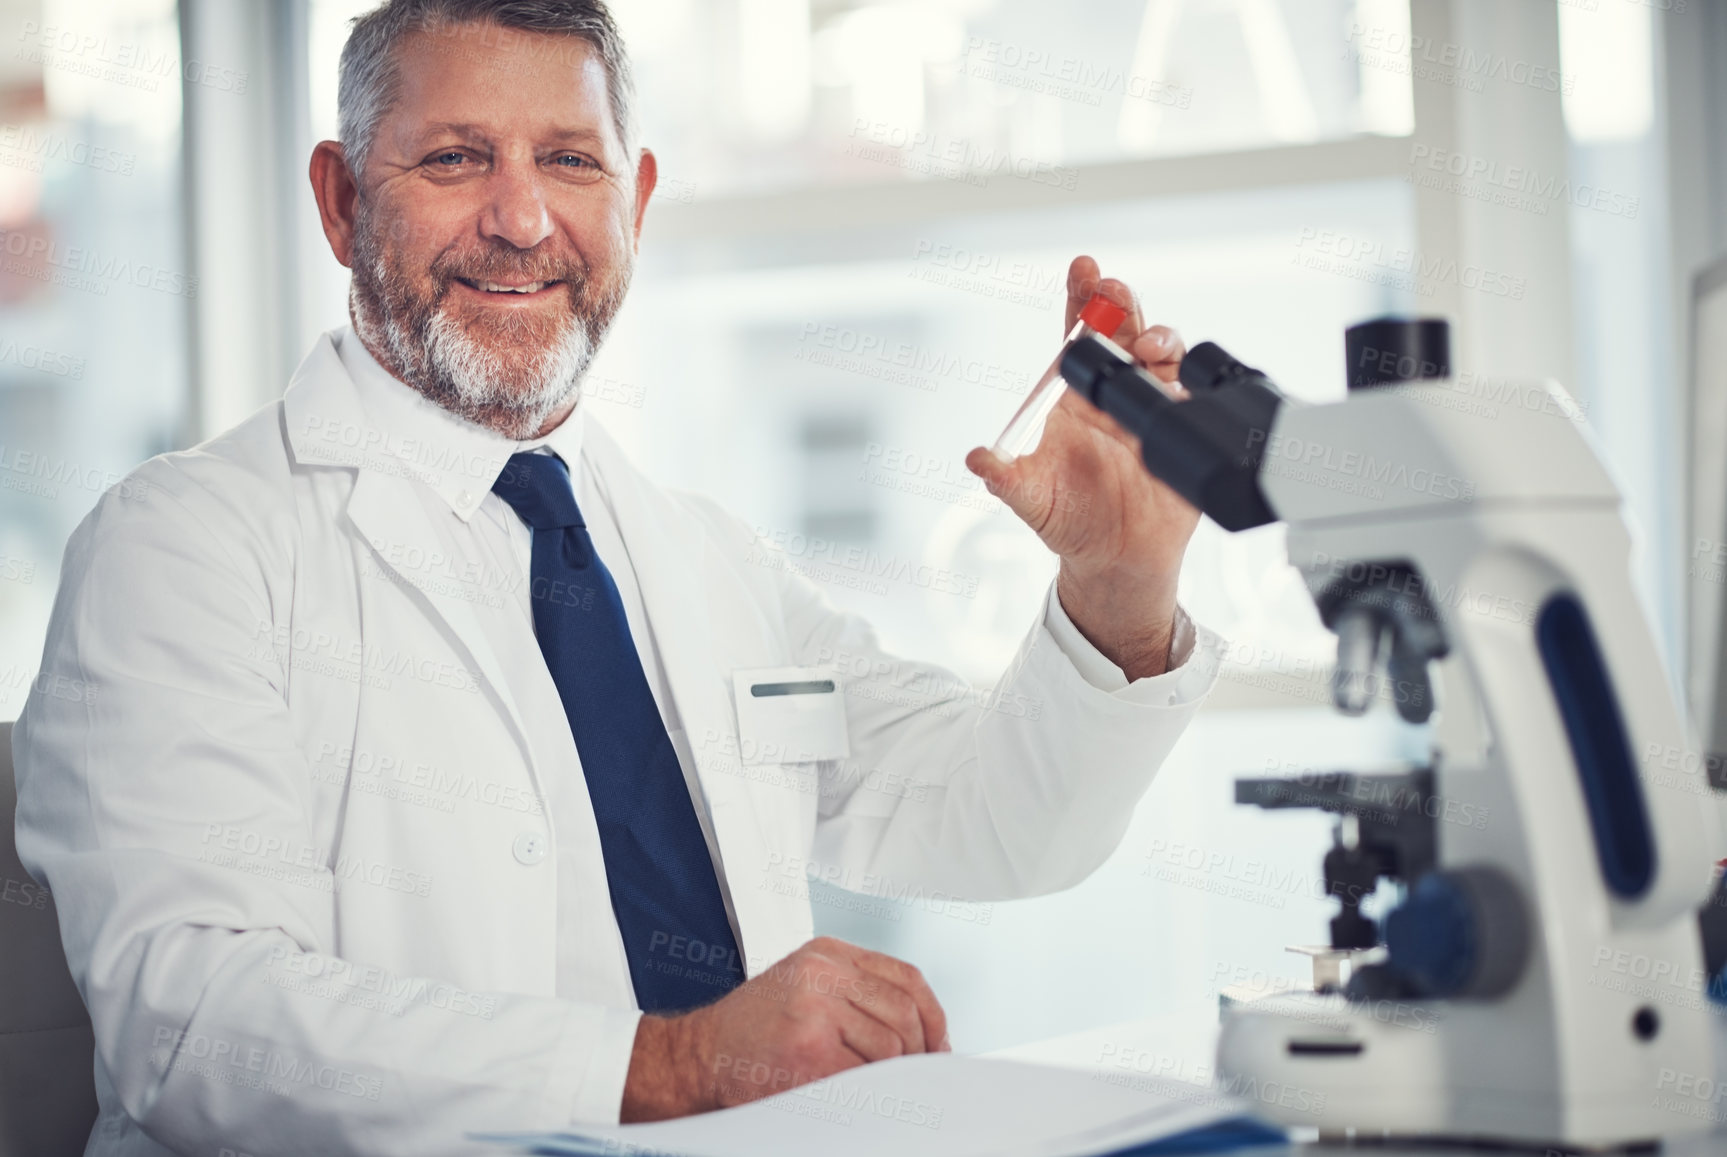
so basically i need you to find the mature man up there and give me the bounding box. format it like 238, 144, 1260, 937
14, 0, 1217, 1153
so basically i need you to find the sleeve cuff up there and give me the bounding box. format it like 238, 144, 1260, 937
560, 1005, 644, 1126
1041, 582, 1217, 707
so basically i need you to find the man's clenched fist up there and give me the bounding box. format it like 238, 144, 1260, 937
620, 937, 950, 1121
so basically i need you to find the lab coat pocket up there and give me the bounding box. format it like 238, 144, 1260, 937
731, 666, 850, 765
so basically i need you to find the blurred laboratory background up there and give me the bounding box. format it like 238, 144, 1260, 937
1, 0, 1725, 1051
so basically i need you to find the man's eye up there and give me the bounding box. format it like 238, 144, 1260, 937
553, 154, 601, 174
431, 151, 469, 167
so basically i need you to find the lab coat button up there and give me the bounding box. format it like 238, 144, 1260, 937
458, 490, 475, 508
512, 832, 547, 865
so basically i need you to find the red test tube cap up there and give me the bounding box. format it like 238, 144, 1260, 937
1079, 295, 1128, 336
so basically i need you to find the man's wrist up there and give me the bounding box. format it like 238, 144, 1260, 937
621, 1012, 711, 1122
1055, 562, 1178, 681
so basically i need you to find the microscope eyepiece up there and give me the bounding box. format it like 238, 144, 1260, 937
1178, 341, 1270, 394
1058, 335, 1283, 531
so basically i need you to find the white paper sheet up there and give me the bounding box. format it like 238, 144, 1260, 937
476, 1053, 1261, 1157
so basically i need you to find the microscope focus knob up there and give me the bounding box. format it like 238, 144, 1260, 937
1384, 866, 1530, 999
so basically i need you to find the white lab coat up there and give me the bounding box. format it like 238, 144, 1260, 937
13, 330, 1218, 1157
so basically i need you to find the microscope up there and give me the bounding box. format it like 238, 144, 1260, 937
1059, 319, 1727, 1148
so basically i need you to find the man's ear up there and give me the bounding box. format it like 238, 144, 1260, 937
310, 140, 361, 269
631, 147, 658, 250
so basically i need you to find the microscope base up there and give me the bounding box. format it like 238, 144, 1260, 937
1217, 992, 1709, 1149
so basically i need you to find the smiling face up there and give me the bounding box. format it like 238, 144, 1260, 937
329, 21, 652, 439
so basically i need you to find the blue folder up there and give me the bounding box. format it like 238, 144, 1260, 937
1106, 1115, 1288, 1154
500, 1116, 1288, 1157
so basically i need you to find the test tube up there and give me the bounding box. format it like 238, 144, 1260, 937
991, 295, 1130, 461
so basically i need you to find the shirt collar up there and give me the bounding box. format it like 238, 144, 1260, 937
335, 326, 587, 522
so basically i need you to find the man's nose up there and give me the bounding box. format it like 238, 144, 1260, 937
479, 161, 553, 251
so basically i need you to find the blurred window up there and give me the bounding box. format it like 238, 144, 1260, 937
0, 0, 188, 718
618, 0, 1413, 199
4, 0, 1688, 1058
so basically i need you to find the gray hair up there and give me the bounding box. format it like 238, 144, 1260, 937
336, 0, 636, 182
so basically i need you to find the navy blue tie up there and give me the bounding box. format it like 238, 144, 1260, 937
492, 451, 743, 1012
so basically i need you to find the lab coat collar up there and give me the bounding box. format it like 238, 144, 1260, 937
283, 326, 589, 520
283, 329, 543, 796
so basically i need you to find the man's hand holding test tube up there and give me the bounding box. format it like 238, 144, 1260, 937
966, 255, 1202, 680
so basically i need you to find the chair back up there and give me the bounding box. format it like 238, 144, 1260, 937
0, 720, 99, 1156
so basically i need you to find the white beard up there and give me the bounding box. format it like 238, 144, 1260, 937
349, 238, 623, 440
416, 302, 595, 439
